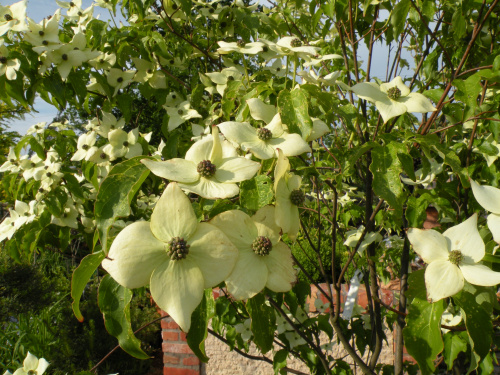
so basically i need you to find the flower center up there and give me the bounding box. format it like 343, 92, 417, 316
448, 250, 464, 266
237, 39, 245, 47
197, 160, 216, 178
39, 30, 45, 36
123, 141, 129, 147
262, 46, 269, 52
100, 152, 107, 159
171, 3, 178, 10
387, 86, 401, 100
220, 21, 227, 28
82, 144, 90, 150
0, 57, 7, 64
290, 38, 302, 48
117, 77, 124, 83
177, 109, 184, 115
4, 14, 13, 21
62, 53, 68, 61
290, 189, 305, 206
252, 236, 272, 256
167, 237, 190, 260
257, 128, 272, 141
42, 40, 49, 45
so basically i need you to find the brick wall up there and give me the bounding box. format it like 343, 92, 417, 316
161, 284, 411, 374
160, 311, 202, 375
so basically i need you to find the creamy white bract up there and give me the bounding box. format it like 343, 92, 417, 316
350, 76, 436, 123
102, 182, 238, 332
210, 205, 296, 300
408, 214, 500, 302
142, 126, 260, 199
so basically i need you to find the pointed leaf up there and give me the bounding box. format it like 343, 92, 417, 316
71, 250, 106, 321
186, 289, 215, 362
95, 156, 151, 253
278, 89, 313, 140
247, 293, 276, 353
98, 274, 150, 359
404, 270, 446, 375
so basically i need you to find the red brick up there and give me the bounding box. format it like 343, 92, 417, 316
179, 332, 188, 341
163, 367, 200, 375
183, 356, 201, 366
356, 289, 368, 308
163, 342, 194, 354
380, 289, 394, 305
161, 320, 180, 330
162, 331, 179, 341
163, 354, 180, 365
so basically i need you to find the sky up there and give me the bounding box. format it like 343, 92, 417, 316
3, 1, 413, 136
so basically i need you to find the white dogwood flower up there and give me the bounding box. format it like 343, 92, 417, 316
164, 100, 202, 132
470, 180, 500, 243
107, 68, 136, 96
0, 0, 27, 36
102, 182, 238, 331
350, 76, 436, 123
12, 352, 49, 375
0, 41, 20, 80
344, 226, 382, 255
408, 214, 500, 302
218, 114, 311, 160
217, 40, 264, 55
210, 205, 296, 300
142, 126, 260, 199
103, 128, 143, 161
71, 131, 98, 161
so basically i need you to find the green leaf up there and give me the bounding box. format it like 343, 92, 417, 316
177, 0, 192, 15
454, 75, 482, 108
186, 289, 215, 362
95, 156, 151, 253
273, 349, 288, 374
71, 250, 106, 322
403, 269, 446, 375
247, 293, 276, 354
451, 7, 466, 40
29, 138, 45, 159
116, 93, 134, 123
493, 55, 500, 72
278, 89, 313, 140
239, 175, 273, 211
43, 187, 69, 217
391, 0, 410, 37
453, 290, 492, 363
397, 152, 415, 181
405, 195, 430, 228
343, 141, 376, 174
443, 332, 468, 371
370, 143, 407, 221
63, 172, 85, 200
98, 274, 150, 359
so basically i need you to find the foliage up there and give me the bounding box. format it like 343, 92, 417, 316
0, 0, 500, 374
